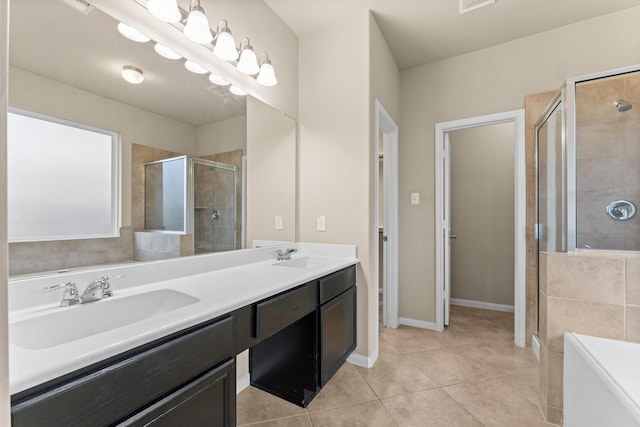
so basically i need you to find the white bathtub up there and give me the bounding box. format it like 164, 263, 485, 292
564, 333, 640, 427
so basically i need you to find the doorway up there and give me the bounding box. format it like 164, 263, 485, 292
435, 110, 526, 347
375, 100, 399, 336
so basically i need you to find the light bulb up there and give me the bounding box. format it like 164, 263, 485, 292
237, 46, 259, 75
117, 22, 150, 43
185, 60, 208, 74
147, 0, 181, 23
121, 66, 144, 84
154, 43, 182, 60
229, 85, 247, 96
257, 62, 277, 87
213, 28, 238, 61
208, 74, 230, 86
183, 5, 213, 44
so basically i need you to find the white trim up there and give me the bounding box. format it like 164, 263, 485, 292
450, 298, 514, 313
347, 349, 378, 368
532, 334, 541, 361
236, 373, 250, 394
435, 109, 526, 347
398, 317, 438, 331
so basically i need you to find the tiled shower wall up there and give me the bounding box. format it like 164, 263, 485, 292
575, 72, 640, 250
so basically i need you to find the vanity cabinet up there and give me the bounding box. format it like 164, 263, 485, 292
11, 316, 235, 427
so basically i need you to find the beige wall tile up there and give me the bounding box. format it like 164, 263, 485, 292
525, 91, 557, 128
539, 253, 547, 295
626, 305, 640, 343
576, 118, 624, 159
545, 253, 624, 304
547, 351, 564, 409
577, 156, 624, 193
546, 405, 564, 426
627, 258, 640, 305
547, 297, 624, 353
576, 76, 625, 123
539, 292, 547, 345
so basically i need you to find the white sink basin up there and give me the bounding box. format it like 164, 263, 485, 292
273, 256, 336, 269
10, 289, 199, 350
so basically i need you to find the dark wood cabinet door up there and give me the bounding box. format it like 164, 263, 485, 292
119, 358, 236, 427
320, 286, 356, 387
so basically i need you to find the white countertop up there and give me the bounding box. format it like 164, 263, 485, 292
9, 243, 358, 394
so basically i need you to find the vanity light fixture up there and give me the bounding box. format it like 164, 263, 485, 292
184, 60, 208, 74
121, 66, 145, 84
183, 0, 213, 44
213, 20, 238, 61
154, 42, 183, 60
147, 0, 181, 23
208, 73, 230, 86
117, 22, 151, 43
229, 85, 248, 96
236, 38, 259, 75
256, 53, 277, 87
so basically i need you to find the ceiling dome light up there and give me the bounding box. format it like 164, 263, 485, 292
213, 20, 238, 61
229, 85, 247, 96
184, 60, 208, 74
154, 43, 182, 60
183, 1, 213, 44
121, 66, 144, 84
147, 0, 181, 23
257, 56, 277, 87
117, 22, 150, 43
208, 73, 230, 86
237, 38, 259, 75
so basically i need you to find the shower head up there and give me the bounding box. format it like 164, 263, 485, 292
614, 99, 632, 112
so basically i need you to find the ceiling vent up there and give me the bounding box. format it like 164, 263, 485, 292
59, 0, 95, 15
458, 0, 495, 14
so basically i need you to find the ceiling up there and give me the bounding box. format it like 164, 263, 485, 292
265, 0, 640, 70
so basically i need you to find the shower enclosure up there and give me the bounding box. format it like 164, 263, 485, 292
535, 65, 640, 334
144, 155, 238, 254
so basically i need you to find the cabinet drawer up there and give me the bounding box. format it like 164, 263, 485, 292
319, 265, 356, 304
12, 316, 234, 427
255, 282, 317, 340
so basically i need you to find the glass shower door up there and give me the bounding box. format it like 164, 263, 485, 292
193, 160, 237, 254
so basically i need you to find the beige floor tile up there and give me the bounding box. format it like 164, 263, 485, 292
382, 388, 482, 426
306, 362, 377, 412
309, 400, 398, 427
236, 386, 307, 426
444, 377, 552, 426
405, 346, 488, 386
496, 368, 540, 405
354, 351, 438, 398
237, 414, 313, 427
379, 325, 446, 354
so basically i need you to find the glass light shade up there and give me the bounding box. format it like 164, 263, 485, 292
154, 43, 182, 60
213, 30, 238, 61
237, 47, 259, 75
184, 60, 208, 74
208, 74, 230, 86
183, 7, 213, 44
121, 66, 144, 84
257, 62, 277, 86
117, 22, 150, 43
229, 85, 247, 96
147, 0, 181, 23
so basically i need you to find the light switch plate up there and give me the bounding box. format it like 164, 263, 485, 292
275, 215, 283, 230
316, 215, 326, 232
411, 192, 420, 205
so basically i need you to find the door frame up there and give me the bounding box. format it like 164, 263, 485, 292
435, 109, 526, 347
375, 100, 399, 331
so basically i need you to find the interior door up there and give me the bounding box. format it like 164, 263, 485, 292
444, 133, 452, 326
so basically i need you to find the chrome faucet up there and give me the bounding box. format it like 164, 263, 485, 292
80, 275, 123, 303
44, 282, 80, 307
275, 248, 297, 261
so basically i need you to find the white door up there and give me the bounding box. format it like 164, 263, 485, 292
443, 133, 452, 326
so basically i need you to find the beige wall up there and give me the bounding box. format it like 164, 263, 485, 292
449, 123, 514, 306
399, 6, 640, 324
196, 115, 247, 156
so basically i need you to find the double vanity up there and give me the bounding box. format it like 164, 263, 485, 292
8, 243, 358, 426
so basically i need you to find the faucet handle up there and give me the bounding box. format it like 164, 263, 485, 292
44, 282, 80, 307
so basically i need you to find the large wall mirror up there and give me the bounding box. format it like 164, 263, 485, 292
8, 0, 296, 276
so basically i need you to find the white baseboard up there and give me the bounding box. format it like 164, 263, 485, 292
398, 317, 438, 331
532, 334, 540, 361
348, 349, 378, 368
450, 298, 515, 313
236, 373, 250, 394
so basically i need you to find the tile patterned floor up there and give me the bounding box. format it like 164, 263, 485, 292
237, 305, 555, 426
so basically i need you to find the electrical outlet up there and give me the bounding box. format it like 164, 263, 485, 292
275, 215, 283, 230
316, 215, 326, 232
411, 192, 420, 205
